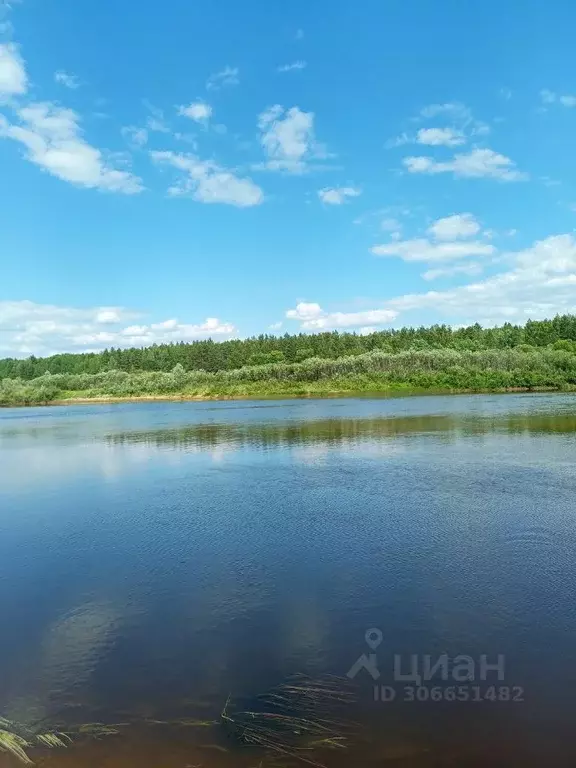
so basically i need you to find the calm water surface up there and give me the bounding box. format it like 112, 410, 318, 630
1, 393, 576, 767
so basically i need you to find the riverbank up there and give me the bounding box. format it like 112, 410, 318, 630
2, 347, 576, 406
53, 385, 566, 405
3, 383, 575, 408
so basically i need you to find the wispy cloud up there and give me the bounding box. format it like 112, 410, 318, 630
288, 234, 576, 329
415, 127, 466, 146
387, 126, 466, 148
0, 42, 27, 96
385, 234, 576, 325
427, 213, 481, 240
403, 148, 527, 181
388, 102, 489, 149
151, 150, 264, 207
421, 262, 484, 281
277, 60, 307, 73
417, 101, 490, 136
286, 302, 397, 330
540, 89, 576, 107
178, 101, 212, 123
121, 125, 148, 147
142, 100, 170, 133
54, 70, 80, 89
372, 238, 494, 263
0, 102, 144, 193
256, 105, 330, 174
318, 186, 361, 205
206, 66, 239, 91
372, 213, 494, 266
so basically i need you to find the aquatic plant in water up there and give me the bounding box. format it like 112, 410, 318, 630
0, 717, 70, 764
220, 675, 354, 767
0, 675, 352, 766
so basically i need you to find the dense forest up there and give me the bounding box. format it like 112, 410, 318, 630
3, 314, 576, 381
2, 346, 576, 405
3, 317, 576, 405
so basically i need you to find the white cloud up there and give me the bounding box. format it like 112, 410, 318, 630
0, 300, 237, 357
95, 308, 124, 324
257, 105, 328, 173
403, 148, 527, 181
540, 89, 556, 105
372, 213, 491, 263
539, 89, 576, 108
0, 300, 132, 326
318, 186, 360, 205
385, 132, 411, 148
286, 302, 322, 320
54, 70, 80, 89
277, 61, 307, 73
146, 115, 170, 132
387, 126, 466, 149
206, 66, 239, 90
416, 127, 465, 146
0, 42, 27, 96
286, 302, 397, 330
372, 238, 495, 263
421, 262, 484, 281
268, 321, 283, 330
151, 150, 264, 207
121, 125, 148, 147
77, 317, 236, 348
0, 301, 131, 356
0, 102, 144, 193
142, 101, 170, 133
287, 235, 576, 330
178, 101, 212, 123
373, 213, 492, 264
385, 235, 576, 324
427, 213, 481, 240
417, 102, 490, 137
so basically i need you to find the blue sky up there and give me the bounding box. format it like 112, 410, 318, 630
1, 0, 576, 357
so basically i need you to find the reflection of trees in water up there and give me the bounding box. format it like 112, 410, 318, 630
105, 412, 576, 451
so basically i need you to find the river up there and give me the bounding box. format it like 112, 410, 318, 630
1, 393, 576, 767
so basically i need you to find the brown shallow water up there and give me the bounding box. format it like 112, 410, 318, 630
1, 393, 576, 767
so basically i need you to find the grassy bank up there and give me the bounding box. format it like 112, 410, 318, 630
3, 347, 576, 406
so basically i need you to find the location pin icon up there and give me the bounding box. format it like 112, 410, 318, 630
365, 627, 383, 650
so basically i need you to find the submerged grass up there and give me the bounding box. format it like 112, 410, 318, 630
220, 675, 354, 767
0, 676, 353, 766
0, 718, 70, 764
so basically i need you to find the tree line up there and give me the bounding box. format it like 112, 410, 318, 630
3, 346, 576, 406
3, 314, 576, 380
